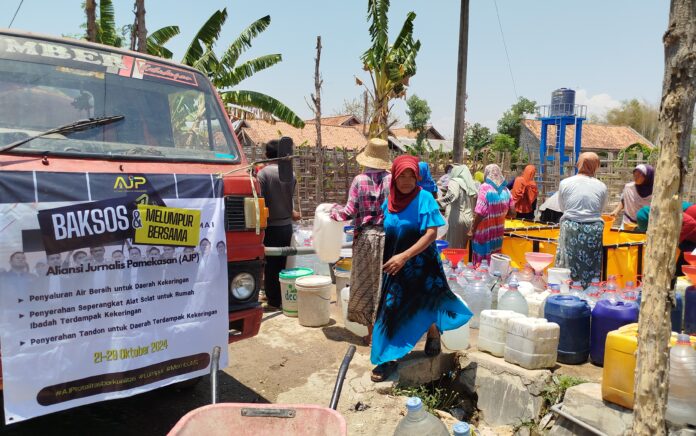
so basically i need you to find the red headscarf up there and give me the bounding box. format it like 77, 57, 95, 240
511, 164, 538, 206
388, 155, 421, 213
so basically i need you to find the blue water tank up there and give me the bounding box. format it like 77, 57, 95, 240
544, 295, 591, 364
549, 88, 576, 117
636, 291, 683, 332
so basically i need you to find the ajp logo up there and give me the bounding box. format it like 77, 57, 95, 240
113, 176, 147, 190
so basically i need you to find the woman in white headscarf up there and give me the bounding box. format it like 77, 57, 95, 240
468, 164, 515, 264
438, 164, 478, 249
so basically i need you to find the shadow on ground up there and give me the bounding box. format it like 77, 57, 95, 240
0, 372, 269, 436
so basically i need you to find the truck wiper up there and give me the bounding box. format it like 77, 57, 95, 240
0, 115, 125, 153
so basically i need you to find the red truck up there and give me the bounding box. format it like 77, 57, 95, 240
0, 30, 267, 391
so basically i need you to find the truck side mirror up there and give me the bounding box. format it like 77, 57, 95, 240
278, 136, 294, 183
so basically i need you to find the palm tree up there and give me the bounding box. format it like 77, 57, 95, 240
84, 0, 179, 59
359, 0, 421, 139
180, 9, 304, 128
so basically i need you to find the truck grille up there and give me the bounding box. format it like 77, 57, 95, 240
225, 196, 246, 231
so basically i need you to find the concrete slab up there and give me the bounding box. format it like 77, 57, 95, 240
549, 382, 696, 436
457, 350, 552, 426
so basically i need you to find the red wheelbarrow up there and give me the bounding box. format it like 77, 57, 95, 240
168, 345, 356, 436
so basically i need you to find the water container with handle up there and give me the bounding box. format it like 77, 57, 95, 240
441, 294, 470, 351
544, 295, 591, 364
393, 397, 449, 436
498, 279, 529, 316
666, 334, 696, 426
313, 203, 346, 263
340, 286, 369, 337
590, 299, 639, 366
685, 280, 696, 335
462, 274, 492, 329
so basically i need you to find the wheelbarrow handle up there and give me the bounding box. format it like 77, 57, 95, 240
329, 345, 356, 410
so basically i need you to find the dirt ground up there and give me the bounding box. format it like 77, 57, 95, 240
0, 284, 603, 435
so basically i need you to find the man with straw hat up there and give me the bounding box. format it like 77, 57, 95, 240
330, 138, 392, 344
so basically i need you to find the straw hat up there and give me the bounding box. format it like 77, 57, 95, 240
356, 138, 391, 170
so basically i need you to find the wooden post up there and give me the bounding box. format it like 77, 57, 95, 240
632, 0, 696, 433
310, 36, 324, 203
452, 0, 470, 163
86, 0, 97, 42
135, 0, 147, 53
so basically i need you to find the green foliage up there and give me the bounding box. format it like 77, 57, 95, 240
406, 94, 431, 149
605, 99, 659, 144
360, 0, 421, 139
393, 383, 460, 414
617, 142, 655, 161
465, 123, 494, 151
491, 133, 516, 152
541, 375, 587, 406
497, 96, 537, 142
180, 10, 304, 128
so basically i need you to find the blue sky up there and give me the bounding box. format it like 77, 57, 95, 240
8, 0, 669, 138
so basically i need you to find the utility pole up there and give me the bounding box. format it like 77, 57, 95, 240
632, 0, 696, 434
452, 0, 469, 163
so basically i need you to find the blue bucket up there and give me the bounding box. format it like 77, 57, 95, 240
436, 240, 449, 253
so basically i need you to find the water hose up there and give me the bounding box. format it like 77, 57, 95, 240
329, 345, 356, 410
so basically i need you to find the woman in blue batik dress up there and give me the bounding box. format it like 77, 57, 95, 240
370, 155, 472, 382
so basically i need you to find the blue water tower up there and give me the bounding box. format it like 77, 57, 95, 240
536, 88, 587, 175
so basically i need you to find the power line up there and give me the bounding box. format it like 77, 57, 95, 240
493, 0, 519, 101
8, 0, 25, 28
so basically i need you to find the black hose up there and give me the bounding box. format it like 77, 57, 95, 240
329, 345, 356, 410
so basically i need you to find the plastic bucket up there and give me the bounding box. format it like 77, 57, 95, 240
279, 268, 314, 317
547, 267, 571, 292
602, 215, 615, 238
436, 240, 449, 253
340, 286, 369, 337
490, 253, 511, 278
296, 275, 333, 327
334, 267, 351, 311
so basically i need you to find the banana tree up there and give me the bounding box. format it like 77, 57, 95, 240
181, 9, 304, 128
359, 0, 421, 139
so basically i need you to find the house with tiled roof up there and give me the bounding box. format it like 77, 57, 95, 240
389, 125, 446, 141
235, 119, 368, 155
304, 114, 362, 127
519, 119, 654, 161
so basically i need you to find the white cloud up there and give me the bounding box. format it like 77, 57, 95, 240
574, 89, 621, 119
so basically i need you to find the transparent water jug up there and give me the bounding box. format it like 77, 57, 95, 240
460, 262, 477, 284
498, 280, 529, 316
666, 334, 696, 426
393, 397, 449, 436
441, 295, 470, 351
463, 274, 492, 329
583, 278, 602, 307
569, 281, 584, 299
601, 283, 621, 303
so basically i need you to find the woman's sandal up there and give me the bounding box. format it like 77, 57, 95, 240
371, 361, 398, 382
424, 336, 441, 357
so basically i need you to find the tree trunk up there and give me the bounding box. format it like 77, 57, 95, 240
86, 0, 97, 42
632, 0, 696, 434
135, 0, 147, 53
452, 0, 470, 163
312, 36, 324, 203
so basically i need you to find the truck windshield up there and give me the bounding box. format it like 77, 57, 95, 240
0, 34, 240, 163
